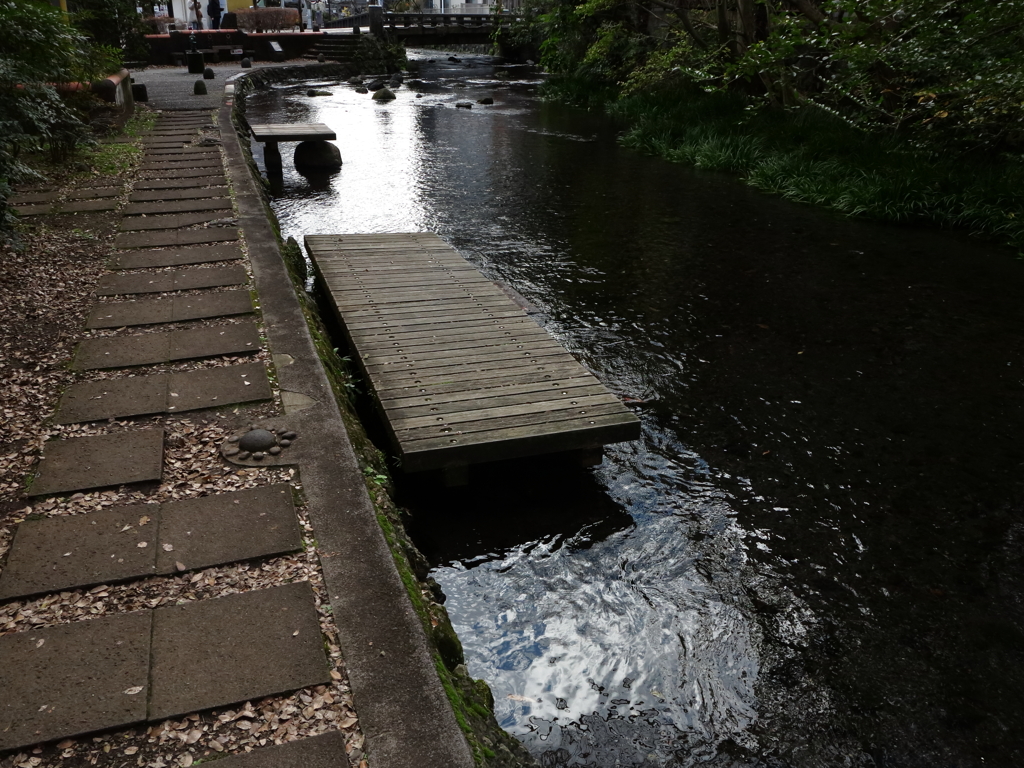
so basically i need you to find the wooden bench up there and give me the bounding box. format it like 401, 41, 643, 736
306, 233, 641, 480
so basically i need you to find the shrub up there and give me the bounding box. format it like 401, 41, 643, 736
0, 0, 113, 232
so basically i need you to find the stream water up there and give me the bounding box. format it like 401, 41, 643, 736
245, 52, 1024, 767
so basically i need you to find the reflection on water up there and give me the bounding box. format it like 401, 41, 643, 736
246, 52, 1024, 767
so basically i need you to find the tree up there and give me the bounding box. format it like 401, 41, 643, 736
527, 0, 1024, 151
0, 0, 114, 231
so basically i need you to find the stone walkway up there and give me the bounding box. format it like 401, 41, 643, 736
3, 61, 481, 768
0, 111, 339, 760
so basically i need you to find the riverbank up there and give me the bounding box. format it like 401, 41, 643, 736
545, 77, 1024, 255
0, 59, 531, 768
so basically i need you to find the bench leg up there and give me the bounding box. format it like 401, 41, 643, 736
264, 141, 283, 175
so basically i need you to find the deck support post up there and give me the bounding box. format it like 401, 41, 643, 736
442, 464, 469, 487
576, 447, 604, 467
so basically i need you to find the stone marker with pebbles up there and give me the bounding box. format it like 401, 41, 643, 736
223, 426, 299, 463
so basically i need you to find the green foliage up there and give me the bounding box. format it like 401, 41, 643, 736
527, 0, 1024, 153
609, 84, 1024, 251
68, 0, 148, 62
0, 0, 115, 232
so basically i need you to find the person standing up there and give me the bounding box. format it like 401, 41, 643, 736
187, 0, 203, 29
206, 0, 222, 29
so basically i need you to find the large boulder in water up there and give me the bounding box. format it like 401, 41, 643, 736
294, 140, 342, 170
372, 87, 396, 101
366, 78, 386, 91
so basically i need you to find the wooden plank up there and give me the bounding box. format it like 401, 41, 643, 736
306, 232, 639, 471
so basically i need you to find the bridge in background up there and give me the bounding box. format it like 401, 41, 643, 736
325, 11, 513, 46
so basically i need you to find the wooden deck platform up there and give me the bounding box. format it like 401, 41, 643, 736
306, 233, 641, 473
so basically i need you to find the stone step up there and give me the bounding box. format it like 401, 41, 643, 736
86, 288, 252, 328
96, 264, 247, 295
0, 582, 330, 751
54, 360, 271, 423
28, 429, 164, 497
0, 483, 300, 600
72, 321, 261, 370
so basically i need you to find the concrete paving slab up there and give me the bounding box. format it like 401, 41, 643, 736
13, 204, 53, 216
0, 505, 160, 599
149, 582, 330, 720
166, 360, 270, 414
0, 611, 153, 751
29, 430, 164, 496
156, 483, 300, 573
134, 175, 226, 190
144, 148, 220, 158
110, 243, 242, 269
167, 321, 262, 359
66, 187, 121, 200
9, 191, 56, 204
120, 210, 228, 231
54, 374, 168, 424
96, 272, 175, 295
139, 167, 224, 180
86, 289, 252, 328
57, 198, 120, 213
124, 197, 231, 216
130, 186, 229, 203
205, 731, 348, 768
87, 297, 175, 327
73, 333, 170, 370
96, 265, 246, 295
115, 227, 238, 249
140, 158, 222, 172
173, 264, 247, 290
172, 289, 253, 320
74, 322, 260, 370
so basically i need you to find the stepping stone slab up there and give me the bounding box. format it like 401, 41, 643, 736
55, 360, 269, 422
54, 374, 167, 424
130, 185, 229, 203
66, 187, 121, 200
96, 264, 247, 295
0, 483, 299, 599
13, 204, 52, 216
110, 243, 242, 269
115, 226, 238, 250
134, 175, 226, 190
124, 197, 231, 216
139, 157, 222, 171
0, 504, 159, 599
139, 167, 223, 180
57, 198, 119, 213
148, 581, 330, 720
144, 147, 220, 157
208, 731, 348, 768
156, 483, 301, 572
120, 210, 228, 231
73, 321, 261, 370
0, 611, 152, 751
87, 288, 253, 327
9, 191, 56, 204
28, 429, 164, 497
